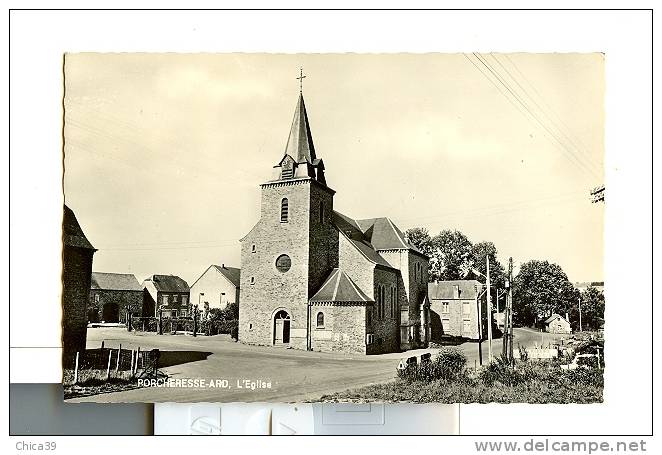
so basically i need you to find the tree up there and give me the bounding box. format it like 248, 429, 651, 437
569, 286, 604, 331
405, 227, 434, 257
430, 230, 474, 281
471, 241, 506, 289
512, 260, 579, 327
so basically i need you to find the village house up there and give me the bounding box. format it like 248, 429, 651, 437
88, 272, 143, 323
189, 264, 240, 317
62, 205, 96, 353
238, 92, 430, 355
544, 313, 572, 334
427, 280, 488, 341
141, 275, 190, 318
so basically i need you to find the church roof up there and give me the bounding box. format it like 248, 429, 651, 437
91, 272, 142, 291
284, 93, 316, 164
62, 205, 95, 250
357, 217, 424, 255
310, 268, 372, 303
332, 210, 426, 257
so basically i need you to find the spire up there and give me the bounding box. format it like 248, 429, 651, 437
284, 93, 316, 163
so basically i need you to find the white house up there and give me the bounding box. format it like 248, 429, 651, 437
544, 313, 572, 334
189, 264, 240, 315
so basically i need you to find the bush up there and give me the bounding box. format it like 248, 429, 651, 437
397, 348, 467, 383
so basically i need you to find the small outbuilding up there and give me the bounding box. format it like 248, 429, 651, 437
544, 313, 572, 334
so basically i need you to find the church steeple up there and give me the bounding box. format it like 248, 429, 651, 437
273, 72, 326, 185
284, 93, 316, 164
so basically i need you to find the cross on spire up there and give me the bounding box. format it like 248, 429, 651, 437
296, 67, 306, 94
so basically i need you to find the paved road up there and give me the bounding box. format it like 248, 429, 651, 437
68, 327, 569, 403
69, 328, 421, 403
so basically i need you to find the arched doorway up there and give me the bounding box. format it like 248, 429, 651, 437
102, 301, 119, 323
273, 310, 291, 345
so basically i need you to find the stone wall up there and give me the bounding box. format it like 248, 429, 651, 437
369, 267, 400, 354
88, 289, 143, 323
309, 303, 367, 354
308, 181, 339, 299
338, 232, 375, 296
239, 179, 312, 350
62, 246, 94, 353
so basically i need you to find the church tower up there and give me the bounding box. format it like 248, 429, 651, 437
239, 89, 339, 350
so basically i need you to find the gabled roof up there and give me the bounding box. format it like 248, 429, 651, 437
143, 275, 189, 293
333, 210, 426, 259
428, 280, 482, 300
332, 211, 394, 269
62, 205, 95, 250
91, 272, 142, 291
284, 93, 316, 163
544, 313, 569, 324
212, 265, 241, 288
357, 217, 425, 255
310, 268, 372, 303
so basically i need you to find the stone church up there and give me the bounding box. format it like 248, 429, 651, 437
239, 91, 430, 354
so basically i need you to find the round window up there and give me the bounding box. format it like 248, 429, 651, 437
275, 254, 291, 273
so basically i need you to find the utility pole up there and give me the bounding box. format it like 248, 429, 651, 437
476, 288, 483, 366
507, 257, 514, 362
578, 296, 583, 332
486, 256, 493, 363
503, 257, 514, 362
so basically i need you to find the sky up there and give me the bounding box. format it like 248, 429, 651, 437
63, 53, 604, 285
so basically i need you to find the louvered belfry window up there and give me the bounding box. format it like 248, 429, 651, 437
280, 198, 289, 222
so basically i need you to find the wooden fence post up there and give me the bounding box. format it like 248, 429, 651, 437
106, 349, 113, 381
115, 345, 122, 372
73, 352, 80, 385
130, 350, 135, 378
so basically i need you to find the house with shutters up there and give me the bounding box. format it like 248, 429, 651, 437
189, 264, 240, 316
88, 272, 143, 323
141, 275, 191, 318
427, 280, 488, 341
238, 90, 430, 355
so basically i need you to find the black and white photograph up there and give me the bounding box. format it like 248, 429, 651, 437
60, 53, 605, 404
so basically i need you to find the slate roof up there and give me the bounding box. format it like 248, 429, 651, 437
91, 272, 142, 291
62, 205, 95, 250
428, 280, 482, 300
357, 217, 426, 255
332, 210, 426, 263
212, 265, 241, 288
332, 211, 393, 268
144, 275, 190, 293
284, 93, 316, 163
310, 268, 372, 303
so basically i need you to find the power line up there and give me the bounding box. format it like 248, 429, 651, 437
472, 52, 600, 180
503, 54, 597, 163
490, 53, 601, 173
466, 53, 601, 182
